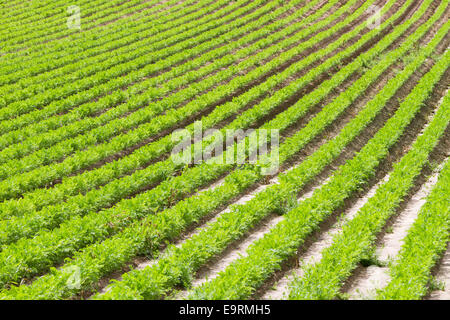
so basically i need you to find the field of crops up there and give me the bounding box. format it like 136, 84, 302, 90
0, 0, 448, 301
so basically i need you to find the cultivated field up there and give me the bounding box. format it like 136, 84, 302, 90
0, 0, 449, 301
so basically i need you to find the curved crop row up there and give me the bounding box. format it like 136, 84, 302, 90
288, 84, 449, 300
68, 0, 438, 298
92, 0, 434, 299
0, 0, 392, 287
189, 25, 449, 301
0, 0, 270, 141
0, 0, 255, 119
0, 0, 107, 30
0, 0, 311, 160
0, 0, 445, 302
0, 0, 219, 95
0, 0, 367, 202
0, 0, 333, 221
377, 153, 450, 300
0, 0, 197, 80
1, 0, 147, 44
1, 0, 187, 53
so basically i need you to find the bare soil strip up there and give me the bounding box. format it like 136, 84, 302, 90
341, 78, 450, 299
261, 175, 390, 300
171, 177, 324, 300
253, 6, 450, 299
83, 0, 424, 297
377, 131, 448, 263
95, 167, 316, 297
83, 0, 389, 295
427, 243, 450, 300
11, 0, 450, 301
346, 160, 447, 300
